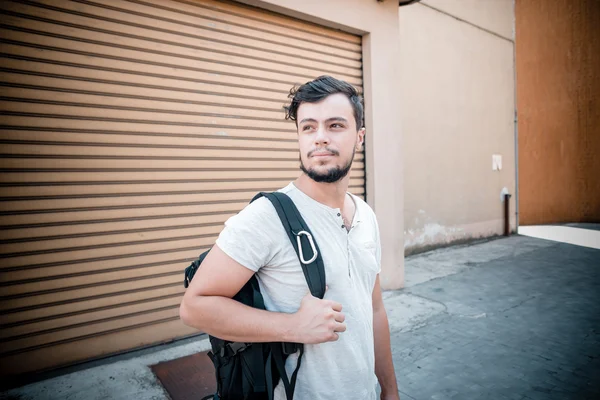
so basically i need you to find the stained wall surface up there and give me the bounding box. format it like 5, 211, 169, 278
400, 0, 517, 254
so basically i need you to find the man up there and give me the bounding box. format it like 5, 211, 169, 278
180, 76, 400, 400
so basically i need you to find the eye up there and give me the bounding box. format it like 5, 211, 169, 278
331, 123, 344, 129
302, 125, 314, 132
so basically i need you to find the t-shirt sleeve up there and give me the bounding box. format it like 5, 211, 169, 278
215, 197, 279, 273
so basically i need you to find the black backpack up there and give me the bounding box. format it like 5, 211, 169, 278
183, 192, 326, 400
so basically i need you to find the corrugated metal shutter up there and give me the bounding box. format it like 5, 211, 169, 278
0, 0, 364, 376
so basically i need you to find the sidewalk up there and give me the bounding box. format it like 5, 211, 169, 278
2, 233, 599, 400
392, 232, 600, 400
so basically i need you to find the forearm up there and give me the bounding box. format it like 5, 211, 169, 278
374, 307, 399, 397
180, 294, 295, 343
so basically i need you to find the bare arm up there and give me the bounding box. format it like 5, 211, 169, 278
372, 275, 400, 400
179, 244, 345, 344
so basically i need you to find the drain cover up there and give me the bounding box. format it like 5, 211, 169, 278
151, 351, 216, 400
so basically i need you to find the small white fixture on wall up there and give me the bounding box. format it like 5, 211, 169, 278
492, 154, 502, 171
500, 187, 510, 202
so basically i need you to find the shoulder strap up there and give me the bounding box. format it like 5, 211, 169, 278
251, 191, 326, 400
251, 192, 326, 299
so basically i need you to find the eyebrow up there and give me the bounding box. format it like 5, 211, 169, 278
298, 117, 349, 125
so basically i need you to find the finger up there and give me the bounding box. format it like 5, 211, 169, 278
329, 332, 340, 342
329, 301, 343, 312
333, 322, 346, 333
334, 312, 345, 323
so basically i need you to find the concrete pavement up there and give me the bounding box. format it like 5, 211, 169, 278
393, 233, 600, 400
2, 232, 599, 400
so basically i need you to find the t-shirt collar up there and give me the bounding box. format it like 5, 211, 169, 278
287, 182, 362, 225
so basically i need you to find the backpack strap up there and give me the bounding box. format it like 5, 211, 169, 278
251, 191, 326, 299
251, 191, 326, 400
265, 341, 305, 400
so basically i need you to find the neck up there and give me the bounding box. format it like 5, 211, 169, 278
294, 174, 350, 210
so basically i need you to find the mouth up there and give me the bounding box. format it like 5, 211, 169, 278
311, 152, 334, 158
308, 148, 338, 158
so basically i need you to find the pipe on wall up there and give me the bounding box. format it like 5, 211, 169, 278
504, 193, 513, 236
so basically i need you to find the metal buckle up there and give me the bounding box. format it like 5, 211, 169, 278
221, 342, 249, 357
295, 230, 318, 264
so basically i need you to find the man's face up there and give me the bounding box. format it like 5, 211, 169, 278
296, 93, 365, 183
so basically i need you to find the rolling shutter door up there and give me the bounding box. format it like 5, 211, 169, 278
0, 0, 364, 375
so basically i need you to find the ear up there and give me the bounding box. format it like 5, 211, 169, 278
356, 128, 366, 150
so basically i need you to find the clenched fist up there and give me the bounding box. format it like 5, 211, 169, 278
291, 289, 346, 344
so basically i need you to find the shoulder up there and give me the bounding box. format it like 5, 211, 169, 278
216, 194, 285, 272
226, 196, 278, 227
217, 194, 285, 252
351, 194, 378, 223
277, 182, 296, 196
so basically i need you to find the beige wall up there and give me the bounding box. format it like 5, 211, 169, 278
423, 0, 515, 40
240, 0, 405, 288
400, 1, 517, 254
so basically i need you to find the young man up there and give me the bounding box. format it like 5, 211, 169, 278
180, 76, 400, 400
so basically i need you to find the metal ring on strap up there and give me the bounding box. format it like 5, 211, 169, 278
295, 230, 318, 264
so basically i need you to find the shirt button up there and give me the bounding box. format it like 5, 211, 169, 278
337, 213, 341, 217
341, 225, 345, 229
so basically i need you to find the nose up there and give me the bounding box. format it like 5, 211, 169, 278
314, 125, 330, 146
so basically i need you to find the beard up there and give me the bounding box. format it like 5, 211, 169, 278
299, 146, 356, 183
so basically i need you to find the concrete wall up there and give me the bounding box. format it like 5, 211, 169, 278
423, 0, 515, 39
400, 0, 517, 255
239, 0, 405, 288
516, 0, 600, 225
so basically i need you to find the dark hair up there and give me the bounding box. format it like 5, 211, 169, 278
284, 75, 364, 130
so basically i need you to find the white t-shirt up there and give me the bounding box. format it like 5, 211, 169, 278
215, 182, 381, 400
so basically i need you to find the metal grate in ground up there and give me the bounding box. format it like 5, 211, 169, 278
151, 351, 216, 400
